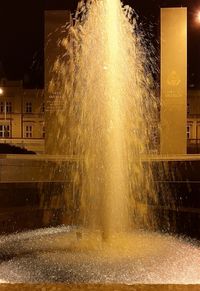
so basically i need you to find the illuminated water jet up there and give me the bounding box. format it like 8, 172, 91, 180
48, 0, 158, 236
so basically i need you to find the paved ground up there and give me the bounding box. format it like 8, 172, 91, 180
0, 284, 200, 291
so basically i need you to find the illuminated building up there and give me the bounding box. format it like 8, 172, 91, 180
0, 78, 44, 153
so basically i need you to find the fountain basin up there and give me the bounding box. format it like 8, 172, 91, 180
0, 226, 199, 284
0, 155, 200, 239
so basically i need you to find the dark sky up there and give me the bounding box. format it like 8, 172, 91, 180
0, 0, 199, 88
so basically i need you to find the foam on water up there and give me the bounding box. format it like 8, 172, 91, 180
0, 227, 200, 283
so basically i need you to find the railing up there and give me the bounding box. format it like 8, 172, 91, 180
187, 139, 200, 154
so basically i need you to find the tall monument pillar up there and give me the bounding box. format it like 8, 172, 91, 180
160, 8, 187, 155
45, 11, 71, 154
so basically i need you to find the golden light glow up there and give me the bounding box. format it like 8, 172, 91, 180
196, 11, 200, 23
0, 88, 3, 95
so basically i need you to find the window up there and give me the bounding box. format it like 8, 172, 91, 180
25, 125, 32, 138
0, 125, 10, 138
25, 102, 32, 113
6, 102, 12, 113
187, 125, 191, 139
0, 101, 12, 113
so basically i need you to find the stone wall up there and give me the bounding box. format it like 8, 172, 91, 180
0, 155, 199, 239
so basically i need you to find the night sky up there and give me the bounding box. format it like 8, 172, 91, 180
0, 0, 199, 88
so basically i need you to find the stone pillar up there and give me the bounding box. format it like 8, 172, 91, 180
160, 8, 187, 155
44, 10, 71, 154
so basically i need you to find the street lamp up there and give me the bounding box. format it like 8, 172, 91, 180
0, 88, 3, 95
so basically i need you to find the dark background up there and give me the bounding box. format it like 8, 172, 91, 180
0, 0, 199, 88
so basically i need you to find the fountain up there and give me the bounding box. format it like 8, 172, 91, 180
0, 0, 200, 285
47, 0, 158, 235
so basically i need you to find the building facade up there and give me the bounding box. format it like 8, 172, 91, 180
0, 78, 45, 153
0, 10, 71, 155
